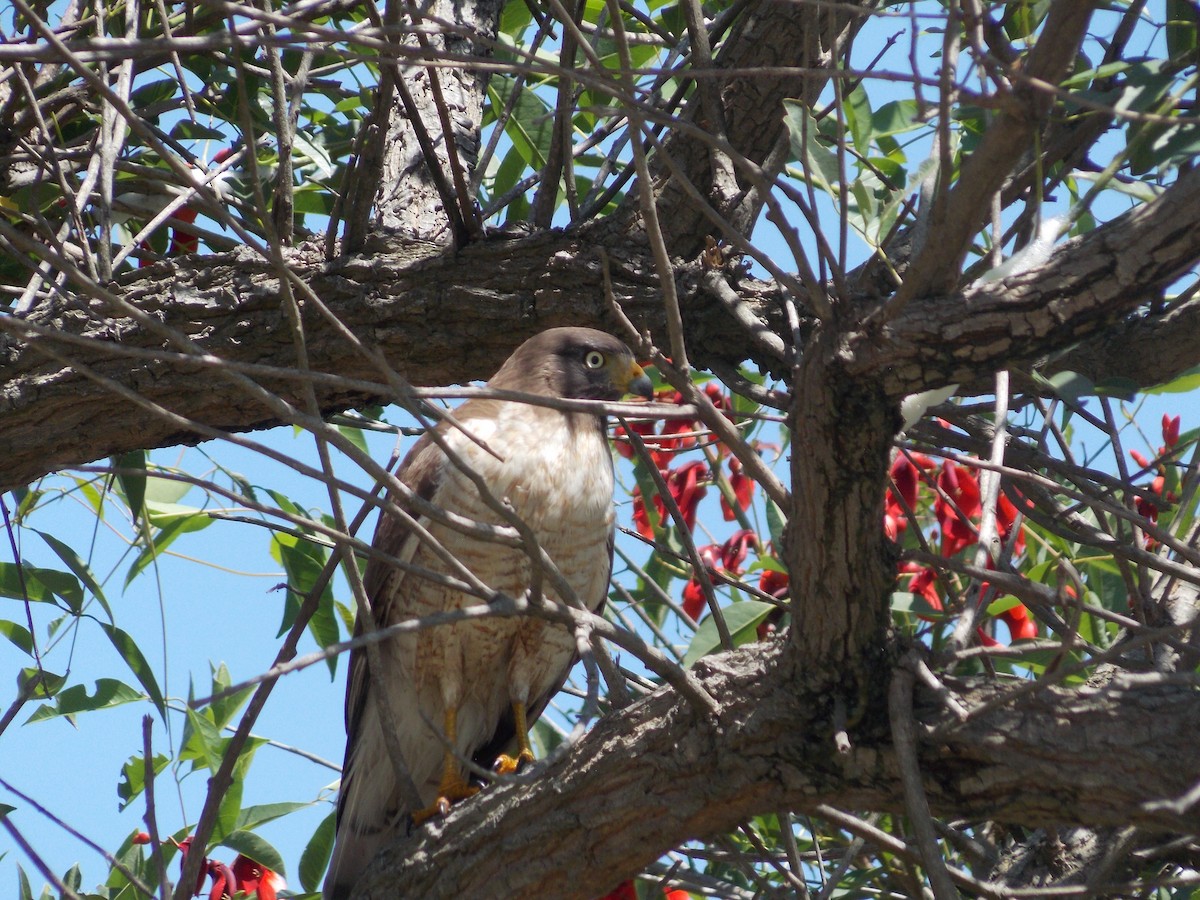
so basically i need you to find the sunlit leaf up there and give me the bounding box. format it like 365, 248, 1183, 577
26, 678, 143, 723
683, 600, 774, 667
299, 811, 337, 893
100, 623, 167, 717
35, 530, 111, 621
117, 752, 171, 810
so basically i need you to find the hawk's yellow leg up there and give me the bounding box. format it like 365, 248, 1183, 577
494, 701, 536, 775
411, 706, 479, 825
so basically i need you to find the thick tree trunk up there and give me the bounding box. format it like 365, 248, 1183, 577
787, 328, 897, 674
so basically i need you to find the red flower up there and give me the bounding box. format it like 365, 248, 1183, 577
935, 462, 981, 556
632, 486, 656, 539
720, 457, 755, 520
132, 832, 151, 845
1130, 449, 1152, 470
231, 854, 284, 900
719, 529, 757, 574
596, 880, 639, 900
174, 836, 208, 897
885, 456, 918, 539
1163, 414, 1181, 448
206, 860, 237, 900
664, 890, 691, 900
613, 419, 656, 460
169, 205, 200, 256
1001, 604, 1038, 642
665, 461, 708, 531
758, 567, 789, 599
703, 382, 728, 408
1136, 495, 1158, 523
996, 491, 1026, 555
682, 577, 707, 621
899, 562, 943, 619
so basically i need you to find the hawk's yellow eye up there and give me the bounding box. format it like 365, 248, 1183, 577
584, 350, 606, 369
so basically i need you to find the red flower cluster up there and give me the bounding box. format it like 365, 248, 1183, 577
150, 835, 282, 900
932, 461, 1025, 557
1130, 413, 1184, 534
896, 457, 1036, 646
681, 530, 758, 620
624, 384, 755, 540
885, 452, 933, 540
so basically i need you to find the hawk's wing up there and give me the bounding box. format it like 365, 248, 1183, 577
325, 431, 444, 899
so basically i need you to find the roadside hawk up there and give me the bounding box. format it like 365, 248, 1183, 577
324, 327, 653, 899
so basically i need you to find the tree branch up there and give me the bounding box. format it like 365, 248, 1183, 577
353, 641, 1200, 898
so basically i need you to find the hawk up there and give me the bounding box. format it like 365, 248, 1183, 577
324, 327, 653, 899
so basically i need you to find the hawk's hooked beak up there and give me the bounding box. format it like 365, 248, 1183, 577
616, 359, 654, 400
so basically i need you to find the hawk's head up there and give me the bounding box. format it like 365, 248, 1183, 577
493, 327, 653, 402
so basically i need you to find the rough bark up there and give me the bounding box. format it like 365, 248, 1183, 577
4, 160, 1200, 490
353, 640, 1200, 898
788, 328, 897, 673
349, 0, 503, 247
608, 0, 875, 258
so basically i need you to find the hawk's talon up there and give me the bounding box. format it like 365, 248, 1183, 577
410, 783, 479, 825
493, 748, 535, 776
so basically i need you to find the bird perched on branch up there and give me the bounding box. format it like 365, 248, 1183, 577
324, 327, 653, 899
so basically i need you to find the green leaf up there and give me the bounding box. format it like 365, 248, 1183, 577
487, 76, 554, 171
271, 530, 339, 674
207, 662, 254, 730
1144, 364, 1200, 394
216, 777, 244, 842
26, 678, 143, 723
845, 85, 872, 152
113, 450, 147, 526
784, 100, 840, 194
101, 623, 166, 717
125, 509, 212, 587
236, 801, 311, 831
299, 811, 337, 893
0, 620, 33, 655
18, 667, 65, 699
890, 591, 943, 619
117, 752, 171, 810
35, 530, 111, 621
985, 595, 1022, 616
337, 423, 370, 455
183, 706, 226, 772
143, 475, 192, 505
499, 0, 533, 37
1167, 0, 1199, 60
1032, 369, 1095, 402
130, 78, 180, 109
871, 99, 921, 139
169, 121, 228, 141
765, 500, 787, 549
221, 830, 287, 877
1003, 0, 1050, 40
683, 600, 774, 667
0, 562, 84, 611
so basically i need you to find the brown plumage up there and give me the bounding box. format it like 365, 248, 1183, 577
324, 328, 652, 899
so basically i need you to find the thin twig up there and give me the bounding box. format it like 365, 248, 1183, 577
888, 656, 959, 900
